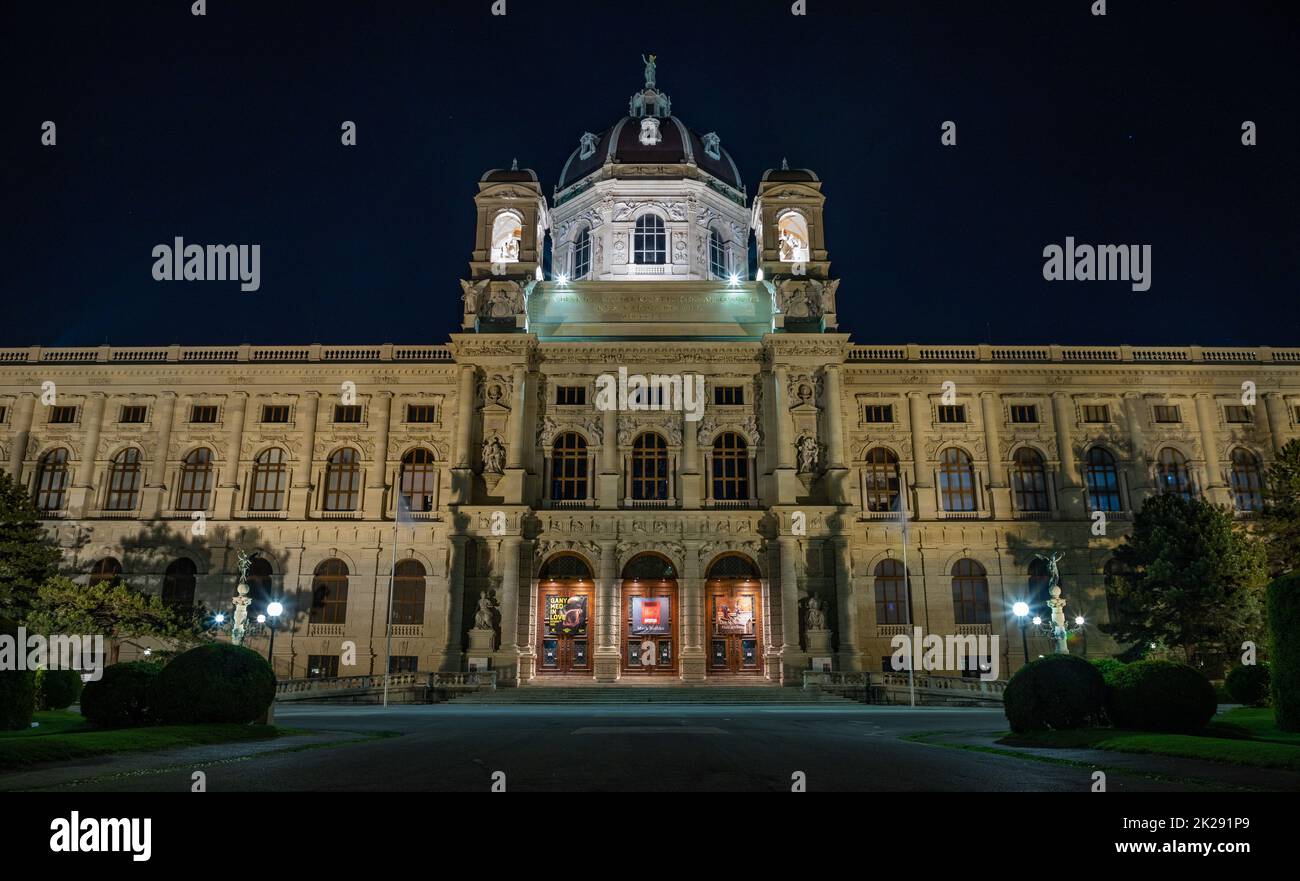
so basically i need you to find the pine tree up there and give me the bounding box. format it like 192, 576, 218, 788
1260, 439, 1300, 577
0, 472, 63, 620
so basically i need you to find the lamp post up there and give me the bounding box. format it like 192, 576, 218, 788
265, 601, 284, 670
1013, 601, 1030, 671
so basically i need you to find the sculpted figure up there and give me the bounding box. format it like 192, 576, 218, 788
805, 595, 827, 631
796, 434, 819, 473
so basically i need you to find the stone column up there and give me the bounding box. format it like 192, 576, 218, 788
1122, 393, 1149, 509
219, 392, 247, 515
979, 391, 1009, 517
7, 394, 36, 481
681, 414, 701, 508
147, 391, 177, 516
599, 405, 619, 509
771, 366, 799, 504
594, 539, 621, 681
452, 364, 476, 503
295, 392, 320, 518
1050, 392, 1085, 518
681, 542, 705, 681
366, 391, 393, 515
496, 536, 522, 669
1263, 392, 1290, 455
823, 364, 849, 504
907, 392, 935, 518
833, 537, 859, 670
1194, 393, 1227, 504
70, 393, 106, 517
507, 366, 528, 469
443, 535, 467, 671
777, 535, 802, 680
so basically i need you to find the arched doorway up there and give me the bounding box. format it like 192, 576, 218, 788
621, 553, 678, 677
706, 554, 763, 675
537, 553, 595, 676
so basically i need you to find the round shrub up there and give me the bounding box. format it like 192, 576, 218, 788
1268, 572, 1300, 732
80, 661, 162, 728
1105, 660, 1217, 733
1225, 663, 1271, 707
37, 667, 84, 710
1004, 654, 1106, 733
1090, 657, 1126, 687
150, 643, 275, 725
0, 617, 36, 730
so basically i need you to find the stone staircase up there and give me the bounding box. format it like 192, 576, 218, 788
448, 685, 856, 705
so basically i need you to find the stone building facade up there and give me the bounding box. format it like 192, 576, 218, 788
1, 66, 1297, 685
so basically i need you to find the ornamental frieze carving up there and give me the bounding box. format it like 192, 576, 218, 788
786, 373, 822, 407
696, 414, 761, 445
616, 540, 684, 572
314, 434, 377, 461
924, 435, 986, 460
538, 345, 762, 365
386, 437, 449, 461
698, 539, 764, 567
241, 433, 303, 459
533, 539, 601, 563
538, 415, 603, 447
618, 414, 682, 446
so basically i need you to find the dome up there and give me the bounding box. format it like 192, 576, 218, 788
761, 162, 819, 183
557, 115, 743, 192
481, 160, 538, 183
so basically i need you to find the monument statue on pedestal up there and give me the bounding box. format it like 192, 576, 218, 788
473, 591, 496, 631
231, 549, 261, 646
805, 595, 827, 631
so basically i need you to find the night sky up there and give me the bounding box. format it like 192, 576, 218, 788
2, 0, 1297, 348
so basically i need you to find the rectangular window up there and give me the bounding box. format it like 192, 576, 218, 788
1153, 405, 1181, 424
261, 404, 290, 424
1010, 404, 1038, 424
305, 655, 340, 679
1223, 405, 1252, 424
119, 405, 148, 424
189, 404, 219, 424
48, 405, 77, 424
1081, 404, 1110, 424
863, 404, 893, 424
713, 386, 744, 406
334, 404, 363, 424
555, 386, 586, 406
937, 405, 966, 424
0, 406, 7, 424
388, 656, 419, 674
405, 404, 438, 423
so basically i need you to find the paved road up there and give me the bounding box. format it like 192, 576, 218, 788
9, 703, 1248, 792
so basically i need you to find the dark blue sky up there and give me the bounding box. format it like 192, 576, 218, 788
2, 0, 1296, 348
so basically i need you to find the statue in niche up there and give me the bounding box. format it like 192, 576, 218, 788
482, 436, 506, 474
460, 279, 487, 315
796, 434, 819, 473
805, 595, 827, 631
473, 591, 496, 631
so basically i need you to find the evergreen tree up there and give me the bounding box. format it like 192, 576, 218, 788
1260, 439, 1300, 577
0, 472, 62, 619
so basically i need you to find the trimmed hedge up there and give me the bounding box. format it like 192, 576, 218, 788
150, 643, 275, 725
1105, 660, 1217, 733
1004, 654, 1106, 733
80, 661, 162, 728
37, 667, 84, 710
1269, 572, 1300, 732
0, 617, 36, 730
1090, 657, 1126, 687
1225, 663, 1271, 707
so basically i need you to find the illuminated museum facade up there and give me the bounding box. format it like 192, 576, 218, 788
1, 69, 1297, 684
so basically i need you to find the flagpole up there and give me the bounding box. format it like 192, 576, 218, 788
383, 495, 401, 707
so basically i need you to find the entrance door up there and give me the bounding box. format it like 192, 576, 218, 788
622, 579, 678, 676
708, 579, 763, 674
537, 582, 593, 675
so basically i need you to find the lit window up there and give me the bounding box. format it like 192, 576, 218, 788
490, 211, 522, 264
862, 447, 901, 513
400, 448, 437, 512
105, 449, 142, 511
709, 228, 727, 279
939, 448, 977, 512
1010, 404, 1038, 424
633, 215, 666, 265
951, 559, 990, 625
551, 433, 589, 501
324, 448, 362, 511
1011, 448, 1050, 512
1085, 447, 1123, 512
177, 448, 214, 511
711, 432, 749, 501
777, 212, 810, 263
1155, 447, 1195, 499
573, 226, 591, 279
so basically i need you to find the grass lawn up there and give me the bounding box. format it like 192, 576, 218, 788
0, 710, 290, 770
998, 708, 1300, 771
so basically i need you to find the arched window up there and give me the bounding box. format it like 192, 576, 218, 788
572, 225, 591, 279
162, 558, 197, 609
250, 448, 288, 511
550, 432, 588, 501
87, 557, 122, 588
35, 448, 70, 512
1229, 448, 1263, 512
862, 447, 901, 513
400, 448, 437, 513
539, 553, 594, 581
951, 559, 991, 625
177, 448, 213, 511
1156, 447, 1194, 499
490, 210, 522, 264
105, 448, 142, 511
709, 227, 727, 278
623, 553, 676, 580
874, 559, 912, 626
938, 448, 977, 512
324, 448, 362, 511
711, 432, 749, 501
246, 556, 274, 612
1011, 447, 1050, 512
310, 559, 349, 625
631, 432, 669, 500
1027, 558, 1051, 611
633, 214, 666, 265
706, 554, 760, 579
392, 559, 426, 626
777, 212, 810, 263
1084, 447, 1123, 512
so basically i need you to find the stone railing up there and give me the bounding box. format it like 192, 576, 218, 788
802, 670, 1006, 704
275, 670, 497, 702
0, 343, 455, 365
845, 344, 1300, 365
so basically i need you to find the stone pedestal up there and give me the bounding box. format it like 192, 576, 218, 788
467, 627, 496, 655
805, 628, 833, 658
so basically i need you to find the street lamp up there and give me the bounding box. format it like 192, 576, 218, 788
1013, 601, 1030, 669
265, 601, 284, 669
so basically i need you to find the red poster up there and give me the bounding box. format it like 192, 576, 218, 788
641, 600, 660, 627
